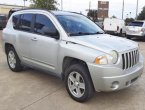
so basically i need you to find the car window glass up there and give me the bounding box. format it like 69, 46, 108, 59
19, 14, 33, 32
56, 15, 104, 36
128, 22, 143, 27
34, 14, 57, 37
13, 15, 20, 29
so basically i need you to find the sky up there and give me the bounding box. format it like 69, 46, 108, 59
0, 0, 144, 19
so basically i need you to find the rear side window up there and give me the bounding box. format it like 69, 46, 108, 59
128, 22, 143, 27
19, 14, 33, 32
34, 14, 57, 37
13, 14, 33, 31
13, 15, 20, 29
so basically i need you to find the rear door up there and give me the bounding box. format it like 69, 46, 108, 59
104, 18, 117, 31
15, 14, 34, 63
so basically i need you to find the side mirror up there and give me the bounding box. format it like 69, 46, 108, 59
42, 26, 60, 40
51, 31, 60, 40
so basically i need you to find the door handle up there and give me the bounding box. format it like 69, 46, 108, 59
31, 37, 38, 41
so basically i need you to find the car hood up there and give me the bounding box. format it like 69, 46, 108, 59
65, 34, 138, 54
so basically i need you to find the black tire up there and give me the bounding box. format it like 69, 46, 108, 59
65, 64, 94, 102
119, 29, 122, 37
126, 35, 131, 39
6, 46, 23, 72
142, 37, 145, 42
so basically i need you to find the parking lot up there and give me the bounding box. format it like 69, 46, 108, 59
0, 30, 145, 110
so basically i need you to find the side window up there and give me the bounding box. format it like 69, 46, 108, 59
19, 14, 33, 32
12, 15, 20, 29
34, 14, 58, 37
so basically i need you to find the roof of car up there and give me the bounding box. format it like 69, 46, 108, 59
0, 15, 6, 17
133, 20, 145, 22
13, 8, 82, 16
50, 11, 82, 16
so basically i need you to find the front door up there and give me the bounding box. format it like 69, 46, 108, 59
30, 14, 59, 72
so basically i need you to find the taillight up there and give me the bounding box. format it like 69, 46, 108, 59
117, 26, 119, 31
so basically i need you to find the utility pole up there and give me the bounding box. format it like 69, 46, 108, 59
23, 0, 27, 8
61, 0, 63, 10
136, 0, 139, 19
122, 0, 124, 19
89, 1, 91, 12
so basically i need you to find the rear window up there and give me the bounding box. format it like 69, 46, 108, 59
128, 22, 143, 27
0, 16, 6, 20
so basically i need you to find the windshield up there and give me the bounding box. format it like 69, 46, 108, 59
128, 22, 143, 27
56, 14, 104, 36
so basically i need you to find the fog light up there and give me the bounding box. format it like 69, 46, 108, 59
111, 81, 119, 90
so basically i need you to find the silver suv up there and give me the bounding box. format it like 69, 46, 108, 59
2, 9, 144, 102
126, 21, 145, 40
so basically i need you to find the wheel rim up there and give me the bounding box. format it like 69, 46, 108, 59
68, 71, 85, 98
8, 50, 16, 69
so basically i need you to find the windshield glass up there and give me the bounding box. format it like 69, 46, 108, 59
56, 14, 104, 36
128, 22, 143, 27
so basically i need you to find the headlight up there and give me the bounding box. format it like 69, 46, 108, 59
109, 50, 118, 64
95, 50, 118, 65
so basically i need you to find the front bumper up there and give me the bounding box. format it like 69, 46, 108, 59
87, 55, 144, 92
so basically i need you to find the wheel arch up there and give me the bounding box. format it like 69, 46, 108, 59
61, 56, 95, 90
5, 43, 15, 54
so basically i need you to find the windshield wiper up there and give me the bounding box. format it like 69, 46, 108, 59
69, 32, 91, 36
91, 32, 104, 34
69, 32, 104, 36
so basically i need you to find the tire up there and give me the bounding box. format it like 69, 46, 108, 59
65, 64, 94, 102
142, 36, 145, 42
126, 35, 131, 39
119, 29, 122, 37
6, 46, 23, 72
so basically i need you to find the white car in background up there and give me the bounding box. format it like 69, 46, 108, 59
126, 21, 145, 40
104, 18, 125, 36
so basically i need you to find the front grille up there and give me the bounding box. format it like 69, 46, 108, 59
122, 49, 139, 70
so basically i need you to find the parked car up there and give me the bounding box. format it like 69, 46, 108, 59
104, 18, 126, 36
2, 9, 144, 102
125, 21, 145, 40
0, 15, 7, 29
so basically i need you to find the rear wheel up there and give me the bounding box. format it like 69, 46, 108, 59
65, 64, 94, 102
6, 46, 23, 72
126, 35, 131, 39
119, 29, 123, 36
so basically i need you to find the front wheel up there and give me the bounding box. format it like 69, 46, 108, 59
6, 46, 23, 72
65, 64, 94, 102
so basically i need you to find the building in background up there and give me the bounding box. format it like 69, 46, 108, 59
0, 4, 24, 15
97, 1, 109, 21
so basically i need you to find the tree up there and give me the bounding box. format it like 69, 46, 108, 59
137, 6, 145, 20
125, 18, 134, 25
87, 10, 97, 22
30, 0, 58, 10
111, 15, 117, 18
